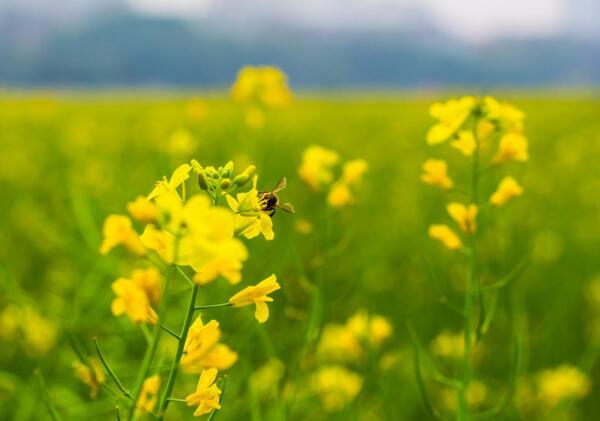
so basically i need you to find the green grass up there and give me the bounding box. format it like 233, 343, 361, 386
0, 94, 599, 420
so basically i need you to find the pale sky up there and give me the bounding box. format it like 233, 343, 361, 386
125, 0, 584, 42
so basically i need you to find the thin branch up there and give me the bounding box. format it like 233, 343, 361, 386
93, 337, 133, 399
194, 303, 232, 311
160, 324, 181, 340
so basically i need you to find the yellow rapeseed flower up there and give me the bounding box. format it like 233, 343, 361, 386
536, 365, 591, 408
311, 366, 363, 411
483, 96, 525, 131
127, 196, 158, 224
226, 176, 274, 240
298, 145, 340, 191
229, 274, 281, 323
493, 132, 529, 164
147, 163, 191, 201
185, 368, 222, 417
317, 324, 364, 362
244, 106, 265, 129
294, 218, 313, 235
99, 215, 146, 256
346, 310, 393, 347
136, 375, 161, 415
181, 317, 238, 373
427, 96, 475, 145
140, 225, 177, 263
111, 278, 158, 325
421, 159, 453, 191
341, 159, 369, 185
249, 358, 285, 398
447, 202, 478, 235
231, 66, 292, 107
451, 130, 477, 157
72, 357, 106, 398
327, 182, 353, 208
430, 329, 464, 359
131, 268, 162, 305
490, 176, 523, 207
428, 224, 463, 250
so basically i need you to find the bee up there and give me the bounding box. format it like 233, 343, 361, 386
258, 177, 295, 217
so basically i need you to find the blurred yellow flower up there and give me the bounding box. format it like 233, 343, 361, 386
341, 159, 369, 185
318, 324, 364, 362
298, 145, 340, 191
181, 317, 238, 373
421, 159, 453, 191
231, 66, 292, 108
136, 375, 160, 415
185, 368, 222, 417
131, 268, 162, 305
429, 224, 463, 250
427, 96, 475, 145
311, 366, 363, 411
111, 278, 158, 325
493, 132, 529, 164
229, 274, 281, 323
250, 358, 285, 398
127, 196, 158, 225
441, 380, 487, 410
166, 128, 196, 156
294, 218, 313, 235
451, 130, 476, 157
178, 195, 248, 285
536, 365, 590, 408
99, 215, 146, 256
447, 202, 478, 234
327, 182, 353, 208
0, 306, 57, 354
430, 329, 464, 359
140, 225, 176, 263
490, 176, 523, 207
346, 310, 393, 347
483, 96, 524, 131
147, 163, 191, 201
73, 358, 106, 399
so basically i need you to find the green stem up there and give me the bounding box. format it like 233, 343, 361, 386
127, 238, 181, 421
457, 116, 481, 421
195, 303, 231, 311
157, 283, 199, 419
93, 338, 133, 399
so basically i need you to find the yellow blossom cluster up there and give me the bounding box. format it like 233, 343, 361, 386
318, 310, 393, 362
298, 145, 368, 208
312, 310, 392, 411
98, 159, 289, 417
230, 66, 292, 128
0, 304, 57, 354
423, 96, 528, 251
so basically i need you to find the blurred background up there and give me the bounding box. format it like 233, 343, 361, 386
1, 1, 600, 420
1, 0, 599, 88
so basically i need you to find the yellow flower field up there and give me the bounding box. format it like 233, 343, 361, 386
0, 87, 599, 420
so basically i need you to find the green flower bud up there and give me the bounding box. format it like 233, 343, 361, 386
232, 164, 256, 187
221, 178, 231, 189
197, 171, 209, 190
223, 161, 234, 177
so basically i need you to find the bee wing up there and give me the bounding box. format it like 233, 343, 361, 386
272, 177, 287, 193
277, 202, 295, 214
